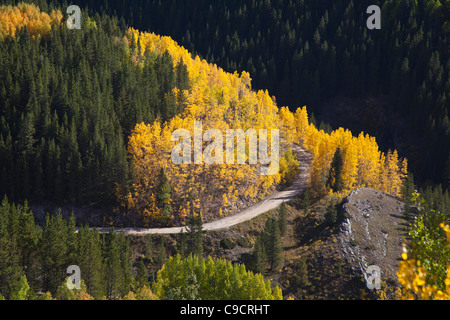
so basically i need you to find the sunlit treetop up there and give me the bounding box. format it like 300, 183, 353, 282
0, 3, 63, 40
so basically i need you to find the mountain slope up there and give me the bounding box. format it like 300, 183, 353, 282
96, 144, 312, 234
63, 0, 450, 187
338, 187, 407, 295
256, 188, 407, 299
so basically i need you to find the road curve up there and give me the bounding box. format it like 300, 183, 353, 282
97, 145, 312, 235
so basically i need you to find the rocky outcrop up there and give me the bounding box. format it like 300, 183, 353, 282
338, 188, 407, 292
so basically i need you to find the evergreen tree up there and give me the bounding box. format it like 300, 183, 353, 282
177, 232, 187, 258
145, 234, 153, 261
263, 217, 283, 270
136, 260, 149, 289
175, 58, 190, 91
103, 229, 123, 300
0, 197, 23, 299
301, 188, 311, 214
118, 233, 134, 296
402, 172, 415, 202
327, 146, 344, 193
278, 202, 287, 236
294, 257, 310, 287
156, 168, 173, 226
16, 112, 36, 157
66, 213, 78, 267
251, 236, 267, 274
324, 203, 338, 226
40, 210, 69, 294
16, 201, 40, 290
77, 226, 105, 299
155, 237, 168, 270
186, 212, 204, 257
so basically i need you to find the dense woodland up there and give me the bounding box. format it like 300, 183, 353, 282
0, 3, 190, 206
0, 3, 429, 230
118, 24, 410, 226
0, 1, 449, 301
40, 0, 450, 188
0, 0, 447, 215
0, 195, 283, 300
0, 3, 285, 300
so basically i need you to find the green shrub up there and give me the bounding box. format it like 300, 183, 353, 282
324, 203, 337, 226
220, 237, 236, 249
237, 237, 252, 248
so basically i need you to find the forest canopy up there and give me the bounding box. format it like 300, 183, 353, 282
0, 0, 448, 302
56, 0, 449, 188
0, 3, 62, 40
0, 2, 410, 228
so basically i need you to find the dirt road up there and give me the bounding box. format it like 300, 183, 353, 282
97, 144, 312, 235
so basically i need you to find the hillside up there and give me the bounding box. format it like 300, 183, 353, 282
0, 3, 410, 229
66, 0, 450, 188
338, 188, 407, 295
140, 187, 406, 299
279, 188, 407, 299
94, 144, 312, 234
2, 2, 449, 302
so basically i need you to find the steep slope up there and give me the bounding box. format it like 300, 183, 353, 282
97, 144, 312, 234
338, 187, 407, 294
263, 188, 408, 299
65, 0, 450, 187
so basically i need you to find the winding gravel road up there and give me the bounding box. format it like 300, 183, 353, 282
97, 145, 312, 235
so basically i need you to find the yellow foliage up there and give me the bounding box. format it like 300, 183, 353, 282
0, 3, 62, 40
397, 252, 450, 300
123, 24, 408, 225
121, 286, 159, 300
222, 193, 228, 206
442, 223, 450, 242
397, 224, 450, 300
125, 28, 281, 224
285, 107, 407, 197
279, 148, 299, 185
0, 4, 409, 228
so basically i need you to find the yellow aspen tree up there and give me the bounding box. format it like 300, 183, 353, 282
309, 137, 331, 196
0, 3, 62, 40
400, 158, 408, 181
294, 106, 309, 144
387, 150, 403, 197
354, 133, 379, 188
378, 152, 389, 193
124, 24, 410, 225
279, 107, 296, 144
222, 193, 229, 207
141, 193, 159, 227
367, 135, 383, 189
341, 138, 358, 191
